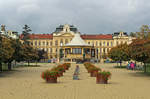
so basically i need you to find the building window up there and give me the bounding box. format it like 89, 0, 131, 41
49, 48, 51, 53
39, 41, 41, 46
103, 48, 105, 53
35, 41, 37, 46
99, 42, 102, 46
56, 48, 57, 52
107, 42, 109, 46
43, 41, 45, 46
100, 48, 102, 53
50, 41, 53, 46
103, 42, 105, 46
30, 42, 33, 45
60, 39, 63, 45
55, 40, 58, 46
111, 42, 113, 46
107, 48, 109, 53
47, 42, 49, 46
84, 48, 90, 54
50, 48, 53, 53
96, 41, 98, 46
72, 48, 82, 54
92, 41, 94, 46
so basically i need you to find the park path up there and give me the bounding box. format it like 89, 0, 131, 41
0, 63, 150, 99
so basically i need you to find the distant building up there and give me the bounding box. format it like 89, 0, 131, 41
0, 25, 18, 39
23, 24, 135, 62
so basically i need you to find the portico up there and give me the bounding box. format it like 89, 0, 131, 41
60, 33, 95, 62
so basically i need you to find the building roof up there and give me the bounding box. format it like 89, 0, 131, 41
65, 33, 91, 46
54, 24, 78, 33
113, 32, 128, 36
81, 34, 113, 39
20, 33, 113, 40
20, 34, 53, 39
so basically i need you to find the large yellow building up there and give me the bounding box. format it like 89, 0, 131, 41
28, 24, 134, 62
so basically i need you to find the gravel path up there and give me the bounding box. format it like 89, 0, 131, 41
0, 63, 150, 99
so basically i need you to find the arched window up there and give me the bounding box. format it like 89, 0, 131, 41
99, 42, 102, 46
39, 41, 41, 46
103, 48, 105, 53
43, 41, 45, 46
60, 39, 63, 45
111, 42, 113, 46
47, 42, 49, 46
50, 41, 53, 46
55, 40, 58, 46
35, 41, 37, 46
103, 41, 105, 46
107, 42, 109, 46
96, 41, 98, 46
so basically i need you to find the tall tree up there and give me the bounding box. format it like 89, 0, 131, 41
6, 39, 25, 70
22, 24, 31, 44
0, 37, 14, 71
0, 35, 2, 71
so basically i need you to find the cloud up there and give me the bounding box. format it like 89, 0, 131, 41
0, 0, 150, 34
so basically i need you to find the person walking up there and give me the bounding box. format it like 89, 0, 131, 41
73, 65, 80, 80
127, 62, 130, 70
130, 62, 135, 70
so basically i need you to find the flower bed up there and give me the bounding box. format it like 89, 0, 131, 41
84, 62, 111, 84
84, 62, 101, 77
41, 63, 71, 83
96, 71, 111, 84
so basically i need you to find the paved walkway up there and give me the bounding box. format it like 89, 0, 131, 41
0, 63, 150, 99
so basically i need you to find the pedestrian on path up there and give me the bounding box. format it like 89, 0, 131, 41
73, 72, 79, 80
130, 62, 135, 70
127, 62, 130, 70
73, 65, 80, 80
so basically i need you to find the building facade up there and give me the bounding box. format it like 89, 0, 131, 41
27, 24, 135, 62
0, 25, 18, 39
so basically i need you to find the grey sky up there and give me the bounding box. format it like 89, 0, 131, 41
0, 0, 150, 34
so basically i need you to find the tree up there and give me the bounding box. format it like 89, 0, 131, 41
22, 24, 31, 44
136, 25, 150, 39
130, 32, 136, 37
108, 43, 130, 66
129, 39, 150, 72
6, 39, 25, 70
0, 37, 14, 71
23, 45, 39, 66
0, 35, 2, 71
